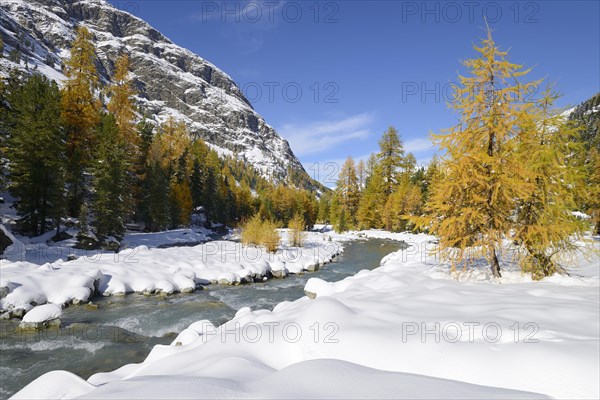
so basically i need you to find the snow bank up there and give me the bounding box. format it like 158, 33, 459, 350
0, 232, 343, 314
13, 232, 599, 399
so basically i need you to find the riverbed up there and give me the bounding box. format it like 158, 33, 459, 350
0, 238, 402, 398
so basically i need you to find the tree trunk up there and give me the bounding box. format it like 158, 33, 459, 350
491, 248, 501, 278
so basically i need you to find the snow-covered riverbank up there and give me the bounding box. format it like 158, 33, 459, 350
0, 230, 344, 318
12, 231, 599, 399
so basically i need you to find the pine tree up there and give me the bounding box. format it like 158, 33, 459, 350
417, 28, 538, 277
91, 113, 129, 241
143, 160, 170, 231
133, 119, 154, 222
514, 87, 588, 279
378, 126, 405, 196
6, 74, 66, 236
61, 26, 101, 216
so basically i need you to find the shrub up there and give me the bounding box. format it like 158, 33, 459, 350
288, 213, 307, 247
241, 214, 280, 253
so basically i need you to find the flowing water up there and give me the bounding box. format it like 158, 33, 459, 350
0, 239, 402, 398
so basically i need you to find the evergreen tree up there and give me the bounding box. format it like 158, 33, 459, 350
417, 29, 537, 277
143, 160, 170, 231
133, 119, 155, 222
91, 113, 129, 241
6, 74, 65, 236
61, 26, 101, 216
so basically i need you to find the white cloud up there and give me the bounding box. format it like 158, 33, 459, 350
279, 113, 375, 157
404, 138, 434, 154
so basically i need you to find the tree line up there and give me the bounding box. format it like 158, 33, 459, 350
0, 26, 318, 248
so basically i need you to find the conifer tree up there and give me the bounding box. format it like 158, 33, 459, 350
587, 148, 600, 234
378, 126, 405, 196
383, 182, 422, 232
418, 28, 537, 277
336, 156, 360, 227
107, 53, 138, 216
107, 54, 137, 146
288, 212, 307, 247
317, 191, 332, 224
514, 87, 588, 279
7, 74, 65, 236
91, 113, 129, 241
61, 26, 101, 216
357, 163, 385, 229
143, 160, 170, 231
357, 159, 366, 191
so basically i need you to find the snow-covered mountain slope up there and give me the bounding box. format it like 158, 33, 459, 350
0, 0, 308, 183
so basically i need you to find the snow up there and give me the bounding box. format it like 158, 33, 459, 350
21, 304, 62, 324
0, 231, 343, 312
11, 231, 599, 399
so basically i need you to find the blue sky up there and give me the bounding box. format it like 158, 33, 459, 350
108, 0, 599, 184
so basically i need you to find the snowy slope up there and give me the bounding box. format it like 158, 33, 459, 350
12, 232, 600, 399
0, 0, 307, 183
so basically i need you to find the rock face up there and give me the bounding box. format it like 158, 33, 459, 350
0, 0, 312, 184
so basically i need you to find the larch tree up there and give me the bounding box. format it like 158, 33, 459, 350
357, 163, 385, 229
378, 126, 405, 196
107, 53, 138, 219
61, 25, 101, 216
336, 156, 360, 227
418, 28, 537, 277
7, 74, 66, 236
514, 87, 588, 279
107, 53, 137, 146
356, 159, 366, 191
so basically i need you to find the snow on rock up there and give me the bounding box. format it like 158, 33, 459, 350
14, 231, 599, 399
21, 304, 62, 324
18, 304, 62, 330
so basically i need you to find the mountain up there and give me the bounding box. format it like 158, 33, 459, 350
568, 92, 600, 152
0, 0, 316, 188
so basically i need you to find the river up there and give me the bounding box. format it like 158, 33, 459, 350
0, 238, 402, 398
